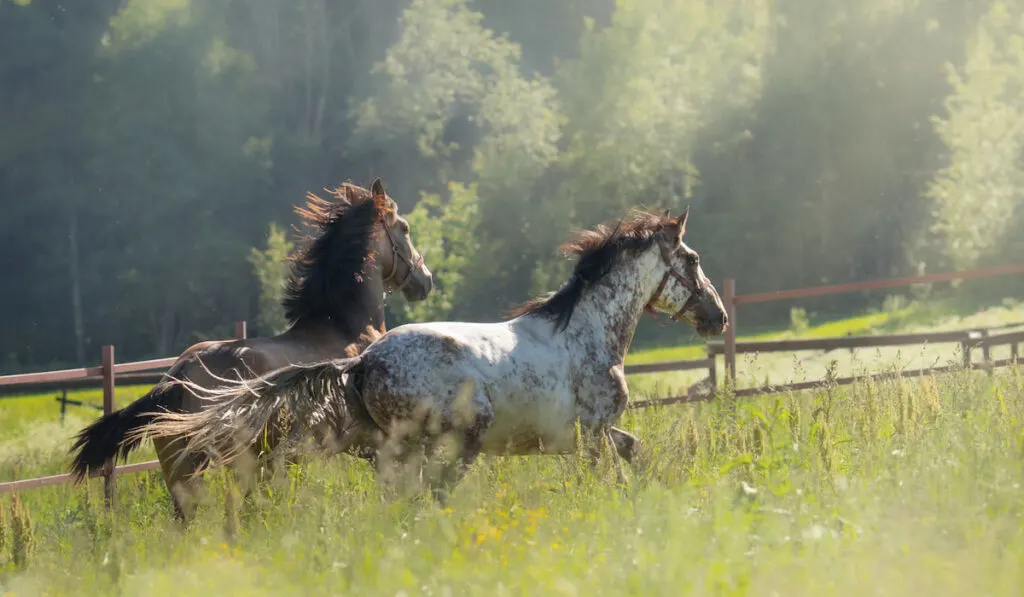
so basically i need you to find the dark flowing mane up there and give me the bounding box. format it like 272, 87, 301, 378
282, 183, 396, 333
506, 210, 674, 332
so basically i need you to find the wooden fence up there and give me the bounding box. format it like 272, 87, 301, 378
625, 261, 1024, 408
627, 326, 1023, 408
0, 261, 1021, 498
718, 262, 1024, 381
0, 321, 247, 499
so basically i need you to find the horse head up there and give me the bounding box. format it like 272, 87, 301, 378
645, 208, 728, 338
367, 178, 433, 302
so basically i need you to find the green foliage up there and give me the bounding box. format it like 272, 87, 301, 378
398, 182, 481, 321
103, 0, 192, 53
0, 497, 6, 563
4, 0, 1024, 368
353, 0, 560, 169
355, 0, 562, 317
788, 306, 810, 335
247, 223, 294, 336
9, 493, 34, 569
557, 0, 772, 220
925, 1, 1024, 270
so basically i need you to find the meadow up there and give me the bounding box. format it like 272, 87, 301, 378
0, 302, 1021, 596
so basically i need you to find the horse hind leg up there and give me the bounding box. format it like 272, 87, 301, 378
230, 445, 272, 513
429, 393, 494, 506
153, 436, 208, 525
372, 418, 427, 497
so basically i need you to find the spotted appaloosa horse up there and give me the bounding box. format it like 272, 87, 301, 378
139, 208, 727, 501
68, 178, 433, 521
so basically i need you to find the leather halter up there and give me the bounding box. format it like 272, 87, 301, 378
645, 238, 702, 321
380, 224, 424, 294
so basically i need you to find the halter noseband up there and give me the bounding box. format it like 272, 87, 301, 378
381, 224, 424, 294
645, 238, 702, 322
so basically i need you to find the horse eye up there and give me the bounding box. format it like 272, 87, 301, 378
686, 254, 699, 266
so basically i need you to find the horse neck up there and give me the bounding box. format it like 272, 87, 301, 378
561, 248, 664, 364
286, 272, 386, 350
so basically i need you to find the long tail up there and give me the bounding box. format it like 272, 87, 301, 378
127, 356, 364, 472
68, 381, 183, 482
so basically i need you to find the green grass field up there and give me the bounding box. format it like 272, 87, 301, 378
0, 302, 1021, 595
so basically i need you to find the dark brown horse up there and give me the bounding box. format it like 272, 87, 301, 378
68, 178, 432, 520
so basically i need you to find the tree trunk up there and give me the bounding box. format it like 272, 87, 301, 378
68, 207, 86, 365
246, 0, 282, 80
157, 299, 177, 356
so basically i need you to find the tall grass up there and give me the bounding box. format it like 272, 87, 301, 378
0, 364, 1019, 596
0, 386, 156, 481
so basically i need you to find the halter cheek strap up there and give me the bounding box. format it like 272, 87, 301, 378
381, 226, 424, 294
645, 239, 701, 322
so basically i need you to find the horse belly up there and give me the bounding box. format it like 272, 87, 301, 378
480, 393, 576, 455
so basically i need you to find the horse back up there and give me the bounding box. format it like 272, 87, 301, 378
362, 320, 570, 411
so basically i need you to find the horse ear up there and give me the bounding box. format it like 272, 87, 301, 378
371, 178, 386, 199
676, 206, 689, 239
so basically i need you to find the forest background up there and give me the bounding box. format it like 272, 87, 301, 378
2, 0, 1023, 371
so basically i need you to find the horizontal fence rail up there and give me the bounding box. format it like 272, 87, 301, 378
0, 461, 161, 494
733, 263, 1024, 305
976, 329, 1024, 348
623, 358, 713, 375
707, 329, 984, 355
0, 372, 167, 398
0, 358, 183, 388
629, 360, 1010, 409
0, 365, 103, 386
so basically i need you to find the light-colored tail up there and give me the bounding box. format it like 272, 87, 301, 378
127, 356, 363, 474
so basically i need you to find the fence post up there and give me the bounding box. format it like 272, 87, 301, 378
979, 329, 991, 375
706, 348, 717, 397
723, 278, 737, 384
235, 320, 247, 340
58, 389, 68, 425
101, 344, 116, 508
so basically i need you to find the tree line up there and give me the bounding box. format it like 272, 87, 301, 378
2, 0, 1023, 371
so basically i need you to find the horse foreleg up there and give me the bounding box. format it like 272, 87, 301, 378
604, 428, 628, 487
577, 424, 606, 474
372, 426, 433, 499
231, 445, 273, 512
585, 367, 632, 486
429, 406, 493, 506
430, 435, 481, 506
339, 422, 385, 469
